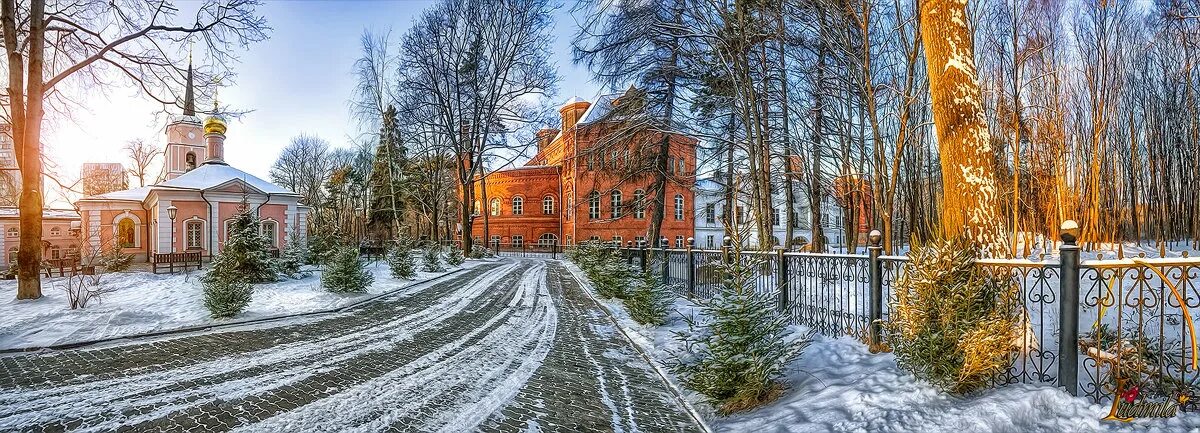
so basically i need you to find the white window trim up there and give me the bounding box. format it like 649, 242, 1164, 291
184, 217, 206, 250
113, 212, 142, 248
511, 196, 524, 216
260, 218, 279, 248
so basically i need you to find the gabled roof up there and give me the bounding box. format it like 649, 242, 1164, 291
156, 162, 295, 195
80, 162, 297, 204
577, 93, 619, 126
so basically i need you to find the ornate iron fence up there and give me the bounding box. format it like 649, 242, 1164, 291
604, 231, 1200, 404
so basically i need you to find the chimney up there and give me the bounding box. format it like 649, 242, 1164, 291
536, 128, 559, 151
559, 97, 591, 131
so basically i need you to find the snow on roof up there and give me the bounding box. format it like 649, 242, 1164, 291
0, 208, 80, 219
560, 96, 587, 109
157, 162, 296, 195
577, 93, 619, 125
88, 186, 152, 202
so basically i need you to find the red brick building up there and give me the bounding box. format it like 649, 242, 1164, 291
466, 91, 697, 248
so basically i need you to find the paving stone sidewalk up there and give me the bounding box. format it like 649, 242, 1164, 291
0, 259, 701, 433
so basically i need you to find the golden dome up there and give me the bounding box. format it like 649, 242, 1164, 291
204, 114, 227, 136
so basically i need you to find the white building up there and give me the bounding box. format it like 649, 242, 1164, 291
693, 175, 844, 249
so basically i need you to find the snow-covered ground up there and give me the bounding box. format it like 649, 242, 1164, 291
0, 258, 478, 351
564, 261, 1200, 433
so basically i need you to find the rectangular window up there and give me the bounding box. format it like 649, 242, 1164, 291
260, 221, 278, 247
706, 235, 714, 248
186, 220, 203, 250
634, 236, 645, 247
490, 235, 501, 248
612, 235, 622, 246
511, 235, 524, 247
705, 203, 715, 224
675, 236, 684, 248
590, 235, 601, 241
772, 208, 780, 226
50, 247, 61, 260
674, 195, 684, 221
589, 193, 600, 219
736, 206, 745, 223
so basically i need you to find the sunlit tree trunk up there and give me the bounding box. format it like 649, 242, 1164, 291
920, 0, 1005, 256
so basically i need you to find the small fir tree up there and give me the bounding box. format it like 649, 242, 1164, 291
207, 208, 278, 284
421, 247, 445, 272
445, 244, 466, 266
100, 244, 135, 272
322, 246, 374, 293
885, 236, 1021, 394
203, 277, 252, 319
626, 269, 675, 326
387, 243, 417, 279
590, 256, 633, 299
669, 251, 811, 415
276, 231, 309, 279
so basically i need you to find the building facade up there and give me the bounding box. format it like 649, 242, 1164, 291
466, 91, 698, 248
693, 175, 854, 250
75, 68, 308, 262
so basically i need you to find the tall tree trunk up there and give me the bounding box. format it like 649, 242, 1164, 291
920, 0, 1005, 255
11, 0, 46, 299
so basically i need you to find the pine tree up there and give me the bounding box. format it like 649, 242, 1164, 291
444, 244, 465, 266
276, 231, 309, 279
421, 247, 445, 272
626, 269, 674, 326
204, 277, 252, 319
206, 207, 278, 284
669, 251, 811, 414
367, 105, 408, 237
387, 243, 417, 279
322, 246, 374, 293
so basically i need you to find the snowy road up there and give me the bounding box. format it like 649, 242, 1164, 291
0, 259, 700, 433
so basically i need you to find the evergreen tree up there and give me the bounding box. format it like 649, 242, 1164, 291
444, 244, 465, 266
626, 269, 674, 326
204, 277, 252, 319
421, 247, 445, 272
669, 251, 811, 414
367, 105, 408, 237
276, 231, 309, 279
206, 206, 278, 285
322, 246, 375, 293
100, 243, 135, 272
387, 242, 417, 279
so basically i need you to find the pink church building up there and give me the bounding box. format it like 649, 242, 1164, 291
75, 72, 309, 262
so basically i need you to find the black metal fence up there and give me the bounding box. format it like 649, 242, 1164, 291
601, 231, 1200, 404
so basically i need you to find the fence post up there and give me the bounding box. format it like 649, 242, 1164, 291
867, 230, 884, 347
1057, 220, 1081, 397
687, 237, 696, 299
639, 242, 647, 271
660, 237, 669, 286
776, 247, 788, 316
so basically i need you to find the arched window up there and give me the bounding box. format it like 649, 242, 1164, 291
588, 191, 600, 219
472, 200, 480, 216
185, 152, 197, 171
260, 220, 278, 247
543, 195, 555, 215
674, 194, 684, 221
48, 227, 61, 238
538, 233, 558, 247
185, 219, 204, 250
117, 218, 136, 248
511, 196, 524, 215
633, 190, 645, 219
610, 190, 623, 218
5, 227, 16, 238
490, 198, 501, 216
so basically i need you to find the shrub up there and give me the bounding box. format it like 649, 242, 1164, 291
626, 270, 674, 325
670, 251, 811, 415
387, 245, 417, 279
204, 276, 253, 318
885, 236, 1022, 394
445, 245, 466, 266
100, 244, 135, 272
567, 241, 608, 271
469, 244, 494, 259
590, 256, 634, 299
421, 247, 445, 272
322, 246, 374, 293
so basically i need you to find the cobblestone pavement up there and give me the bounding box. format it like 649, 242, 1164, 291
0, 259, 701, 433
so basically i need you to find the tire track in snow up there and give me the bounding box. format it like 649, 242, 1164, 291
227, 260, 558, 433
0, 262, 523, 432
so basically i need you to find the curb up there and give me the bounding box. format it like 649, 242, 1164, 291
0, 265, 474, 355
561, 261, 715, 433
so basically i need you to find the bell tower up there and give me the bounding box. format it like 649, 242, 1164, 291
162, 59, 206, 180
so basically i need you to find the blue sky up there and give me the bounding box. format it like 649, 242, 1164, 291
47, 0, 603, 204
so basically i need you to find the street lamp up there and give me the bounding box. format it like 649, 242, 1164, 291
166, 205, 178, 253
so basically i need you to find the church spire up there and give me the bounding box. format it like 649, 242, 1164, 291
182, 56, 196, 117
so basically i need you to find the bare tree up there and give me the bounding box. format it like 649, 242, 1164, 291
1, 0, 268, 299
123, 138, 162, 187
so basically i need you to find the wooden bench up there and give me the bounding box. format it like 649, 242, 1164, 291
152, 251, 203, 274
42, 258, 80, 277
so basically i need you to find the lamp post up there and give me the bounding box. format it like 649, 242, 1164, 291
167, 205, 178, 253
